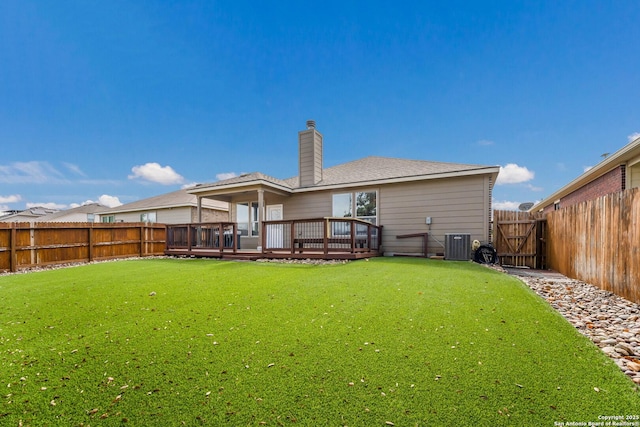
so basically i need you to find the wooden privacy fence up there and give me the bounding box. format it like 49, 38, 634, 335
493, 210, 547, 269
547, 187, 640, 304
0, 222, 166, 273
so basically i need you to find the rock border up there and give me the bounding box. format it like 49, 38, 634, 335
507, 268, 640, 386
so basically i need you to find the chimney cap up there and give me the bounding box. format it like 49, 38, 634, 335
306, 120, 316, 129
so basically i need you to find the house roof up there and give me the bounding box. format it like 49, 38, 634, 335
190, 156, 499, 195
98, 188, 229, 214
33, 203, 107, 222
0, 206, 59, 222
530, 136, 640, 212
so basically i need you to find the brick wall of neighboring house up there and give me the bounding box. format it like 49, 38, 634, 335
544, 165, 626, 213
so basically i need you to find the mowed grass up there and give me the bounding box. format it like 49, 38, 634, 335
0, 258, 637, 426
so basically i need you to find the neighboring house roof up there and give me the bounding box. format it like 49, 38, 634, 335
0, 207, 59, 222
98, 188, 229, 215
33, 203, 107, 222
191, 156, 499, 195
530, 136, 640, 212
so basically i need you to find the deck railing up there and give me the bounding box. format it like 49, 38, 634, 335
262, 217, 383, 256
166, 222, 239, 253
166, 218, 383, 258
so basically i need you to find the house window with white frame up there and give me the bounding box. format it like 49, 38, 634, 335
101, 215, 115, 223
100, 215, 116, 224
237, 202, 259, 236
140, 212, 157, 223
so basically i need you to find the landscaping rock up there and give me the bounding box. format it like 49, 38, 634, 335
507, 269, 640, 386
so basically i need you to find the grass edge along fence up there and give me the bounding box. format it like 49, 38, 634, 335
0, 222, 166, 273
547, 187, 640, 305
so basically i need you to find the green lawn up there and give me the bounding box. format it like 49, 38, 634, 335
0, 258, 637, 426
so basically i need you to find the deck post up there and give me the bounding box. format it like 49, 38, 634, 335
197, 197, 202, 223
257, 189, 264, 251
323, 219, 329, 256
350, 221, 356, 253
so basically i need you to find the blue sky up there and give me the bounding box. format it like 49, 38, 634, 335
1, 0, 639, 213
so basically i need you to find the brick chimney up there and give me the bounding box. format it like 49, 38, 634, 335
298, 120, 323, 187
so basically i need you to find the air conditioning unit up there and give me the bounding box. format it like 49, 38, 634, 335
445, 233, 471, 261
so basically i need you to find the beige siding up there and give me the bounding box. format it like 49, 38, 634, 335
629, 162, 640, 189
298, 129, 323, 186
276, 175, 492, 256
37, 213, 96, 222
112, 207, 225, 224
221, 174, 493, 255
157, 207, 192, 224
380, 175, 490, 256
282, 191, 332, 219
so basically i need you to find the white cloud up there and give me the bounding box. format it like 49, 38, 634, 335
0, 161, 67, 184
493, 200, 521, 210
583, 165, 593, 173
128, 163, 185, 185
216, 172, 239, 181
628, 132, 640, 143
495, 163, 535, 185
63, 162, 87, 177
97, 194, 122, 208
0, 194, 21, 204
181, 182, 199, 189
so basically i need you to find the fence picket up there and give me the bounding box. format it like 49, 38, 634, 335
0, 222, 166, 273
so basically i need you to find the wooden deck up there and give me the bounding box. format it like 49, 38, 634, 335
165, 218, 383, 260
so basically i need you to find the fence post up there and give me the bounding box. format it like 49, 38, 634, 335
88, 224, 94, 262
10, 223, 16, 273
140, 224, 145, 257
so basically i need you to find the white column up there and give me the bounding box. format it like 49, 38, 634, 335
257, 189, 264, 251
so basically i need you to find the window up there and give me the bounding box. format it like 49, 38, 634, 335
356, 191, 377, 224
332, 191, 378, 236
237, 202, 259, 236
332, 193, 352, 218
332, 191, 377, 224
140, 212, 157, 223
102, 215, 115, 223
87, 214, 95, 223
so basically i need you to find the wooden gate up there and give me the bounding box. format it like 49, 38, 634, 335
493, 210, 546, 269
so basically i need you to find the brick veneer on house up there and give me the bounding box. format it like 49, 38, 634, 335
543, 165, 626, 214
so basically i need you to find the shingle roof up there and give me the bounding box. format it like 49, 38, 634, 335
192, 156, 497, 193
191, 172, 292, 190
283, 156, 497, 188
33, 203, 107, 221
99, 188, 228, 214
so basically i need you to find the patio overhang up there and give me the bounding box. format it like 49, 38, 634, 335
188, 179, 292, 225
